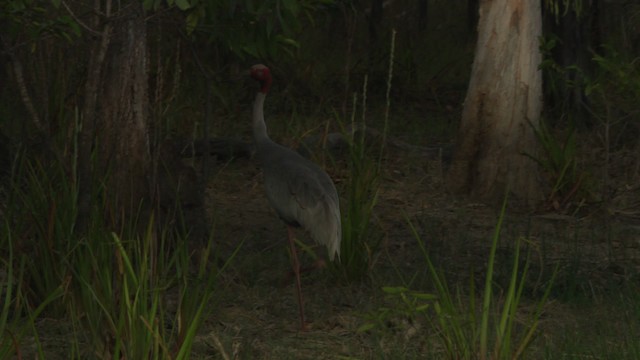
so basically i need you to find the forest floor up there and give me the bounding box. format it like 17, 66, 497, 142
190, 130, 640, 359
19, 111, 640, 358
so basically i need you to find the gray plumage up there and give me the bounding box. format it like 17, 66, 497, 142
251, 65, 341, 261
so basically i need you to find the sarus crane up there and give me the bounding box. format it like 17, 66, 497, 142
249, 64, 341, 330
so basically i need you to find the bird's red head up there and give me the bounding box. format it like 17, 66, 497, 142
250, 64, 272, 94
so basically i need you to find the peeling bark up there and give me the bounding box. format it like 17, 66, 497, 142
448, 0, 543, 207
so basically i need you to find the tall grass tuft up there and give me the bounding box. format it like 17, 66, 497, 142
1, 138, 228, 357
1, 150, 78, 356
5, 152, 74, 314
415, 196, 556, 359
525, 119, 586, 211
362, 196, 556, 359
67, 215, 225, 359
334, 30, 396, 282
338, 84, 381, 281
0, 221, 21, 358
0, 225, 62, 358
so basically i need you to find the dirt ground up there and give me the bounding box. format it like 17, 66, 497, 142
194, 136, 640, 359
16, 125, 639, 358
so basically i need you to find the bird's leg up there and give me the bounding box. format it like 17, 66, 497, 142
287, 225, 308, 331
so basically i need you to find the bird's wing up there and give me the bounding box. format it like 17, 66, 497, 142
288, 167, 329, 209
264, 161, 328, 217
262, 152, 341, 260
286, 163, 341, 259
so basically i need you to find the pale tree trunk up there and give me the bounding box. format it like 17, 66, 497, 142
447, 0, 543, 207
78, 0, 150, 229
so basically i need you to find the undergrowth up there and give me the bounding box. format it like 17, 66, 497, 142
332, 30, 397, 282
0, 147, 230, 358
361, 196, 557, 359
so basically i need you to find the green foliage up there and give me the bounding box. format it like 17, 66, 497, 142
526, 119, 585, 209
332, 30, 396, 282
539, 40, 639, 206
169, 0, 333, 61
538, 34, 589, 118
543, 0, 589, 22
0, 232, 61, 358
66, 218, 227, 359
0, 0, 80, 42
540, 36, 639, 130
362, 198, 557, 359
586, 47, 640, 122
546, 286, 640, 359
333, 85, 383, 283
6, 154, 77, 309
535, 36, 591, 208
1, 152, 75, 355
2, 184, 67, 357
357, 286, 436, 333
0, 145, 230, 357
0, 224, 20, 357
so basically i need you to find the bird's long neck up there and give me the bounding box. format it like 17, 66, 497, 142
252, 92, 271, 145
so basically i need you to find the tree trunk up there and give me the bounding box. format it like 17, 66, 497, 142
78, 1, 151, 229
447, 0, 543, 207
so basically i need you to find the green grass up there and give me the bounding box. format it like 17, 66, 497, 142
333, 84, 382, 283
533, 284, 640, 359
358, 197, 557, 359
2, 124, 640, 359
2, 16, 640, 358
0, 146, 229, 358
